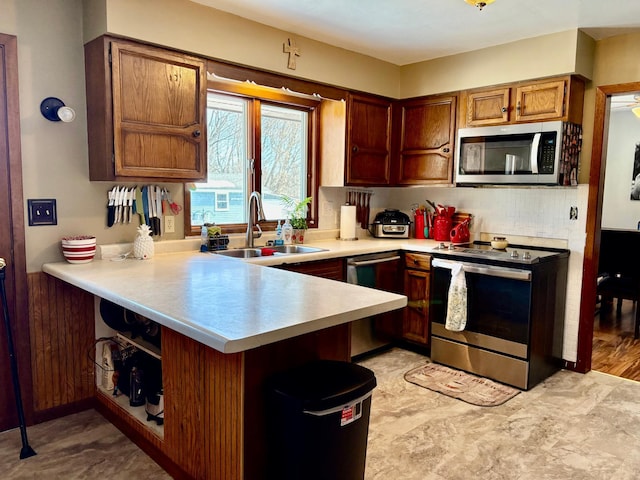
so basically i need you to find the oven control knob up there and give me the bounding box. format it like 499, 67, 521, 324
510, 250, 519, 258
448, 243, 455, 250
522, 251, 531, 260
439, 242, 446, 249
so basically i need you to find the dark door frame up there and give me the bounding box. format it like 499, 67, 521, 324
0, 32, 32, 431
576, 81, 640, 373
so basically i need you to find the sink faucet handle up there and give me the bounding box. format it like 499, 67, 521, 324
254, 223, 263, 239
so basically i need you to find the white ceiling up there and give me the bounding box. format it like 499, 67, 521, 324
191, 0, 640, 65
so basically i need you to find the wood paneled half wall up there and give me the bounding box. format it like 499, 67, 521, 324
27, 272, 95, 419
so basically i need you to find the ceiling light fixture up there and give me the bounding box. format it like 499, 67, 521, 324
633, 106, 640, 118
465, 0, 496, 10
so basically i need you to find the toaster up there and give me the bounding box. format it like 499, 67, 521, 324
371, 209, 411, 238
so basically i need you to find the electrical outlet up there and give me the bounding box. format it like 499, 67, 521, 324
165, 215, 175, 233
569, 206, 578, 220
28, 199, 57, 226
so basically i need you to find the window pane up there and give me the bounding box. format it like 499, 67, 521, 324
191, 93, 248, 226
261, 104, 308, 220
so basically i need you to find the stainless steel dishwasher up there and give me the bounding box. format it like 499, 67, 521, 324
347, 252, 402, 358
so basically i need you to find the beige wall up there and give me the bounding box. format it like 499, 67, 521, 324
592, 32, 640, 86
1, 0, 119, 272
577, 31, 640, 184
399, 30, 594, 98
94, 0, 401, 98
1, 0, 187, 273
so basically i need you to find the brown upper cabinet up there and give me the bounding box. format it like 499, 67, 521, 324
393, 94, 457, 185
460, 75, 585, 128
345, 92, 392, 186
84, 36, 207, 181
464, 87, 511, 126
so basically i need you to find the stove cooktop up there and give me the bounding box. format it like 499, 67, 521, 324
429, 242, 566, 265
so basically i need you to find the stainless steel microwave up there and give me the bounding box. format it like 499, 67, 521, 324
454, 121, 582, 186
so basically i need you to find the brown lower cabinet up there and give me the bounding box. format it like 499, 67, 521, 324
402, 252, 432, 346
275, 257, 346, 281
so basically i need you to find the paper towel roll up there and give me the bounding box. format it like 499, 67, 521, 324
340, 205, 357, 240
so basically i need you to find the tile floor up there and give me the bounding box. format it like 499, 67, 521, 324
2, 347, 640, 479
360, 348, 640, 480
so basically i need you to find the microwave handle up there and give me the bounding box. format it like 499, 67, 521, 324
530, 133, 541, 174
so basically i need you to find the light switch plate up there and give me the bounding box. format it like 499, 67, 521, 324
28, 199, 57, 226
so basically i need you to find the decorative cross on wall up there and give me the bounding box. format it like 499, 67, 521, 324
283, 38, 300, 70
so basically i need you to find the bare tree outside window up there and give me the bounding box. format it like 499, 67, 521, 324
190, 91, 310, 227
261, 104, 307, 207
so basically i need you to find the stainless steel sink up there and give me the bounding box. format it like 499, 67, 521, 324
214, 245, 325, 258
215, 248, 263, 258
269, 245, 326, 254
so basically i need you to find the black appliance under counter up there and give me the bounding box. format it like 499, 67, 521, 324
428, 242, 569, 390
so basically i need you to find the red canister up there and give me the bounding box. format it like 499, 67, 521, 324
414, 213, 425, 239
433, 215, 452, 241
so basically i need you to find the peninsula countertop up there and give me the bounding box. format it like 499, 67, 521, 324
42, 241, 419, 353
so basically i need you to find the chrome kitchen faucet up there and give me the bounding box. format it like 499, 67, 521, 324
246, 191, 266, 248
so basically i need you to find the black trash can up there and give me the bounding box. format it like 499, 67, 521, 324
268, 360, 377, 480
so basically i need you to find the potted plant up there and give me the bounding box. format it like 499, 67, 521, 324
281, 195, 312, 244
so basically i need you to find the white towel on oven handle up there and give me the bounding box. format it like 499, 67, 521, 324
433, 260, 468, 332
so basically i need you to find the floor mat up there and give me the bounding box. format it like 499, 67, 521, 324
404, 362, 520, 407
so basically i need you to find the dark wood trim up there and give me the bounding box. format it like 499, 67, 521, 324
31, 397, 96, 424
0, 32, 32, 430
84, 36, 114, 181
576, 82, 640, 373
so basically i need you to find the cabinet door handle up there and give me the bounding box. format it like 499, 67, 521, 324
442, 147, 450, 153
516, 101, 521, 112
501, 106, 507, 113
352, 145, 359, 153
193, 129, 201, 138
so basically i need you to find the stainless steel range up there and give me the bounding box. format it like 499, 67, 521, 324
428, 241, 569, 390
430, 241, 562, 264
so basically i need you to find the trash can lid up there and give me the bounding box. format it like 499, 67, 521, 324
270, 360, 377, 412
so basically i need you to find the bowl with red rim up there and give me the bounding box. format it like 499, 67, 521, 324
61, 236, 96, 263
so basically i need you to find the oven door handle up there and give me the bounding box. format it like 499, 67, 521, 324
347, 255, 401, 267
433, 258, 531, 281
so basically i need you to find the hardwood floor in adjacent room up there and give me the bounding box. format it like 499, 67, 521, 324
592, 298, 640, 382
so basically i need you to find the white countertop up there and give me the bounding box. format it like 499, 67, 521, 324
43, 237, 436, 353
